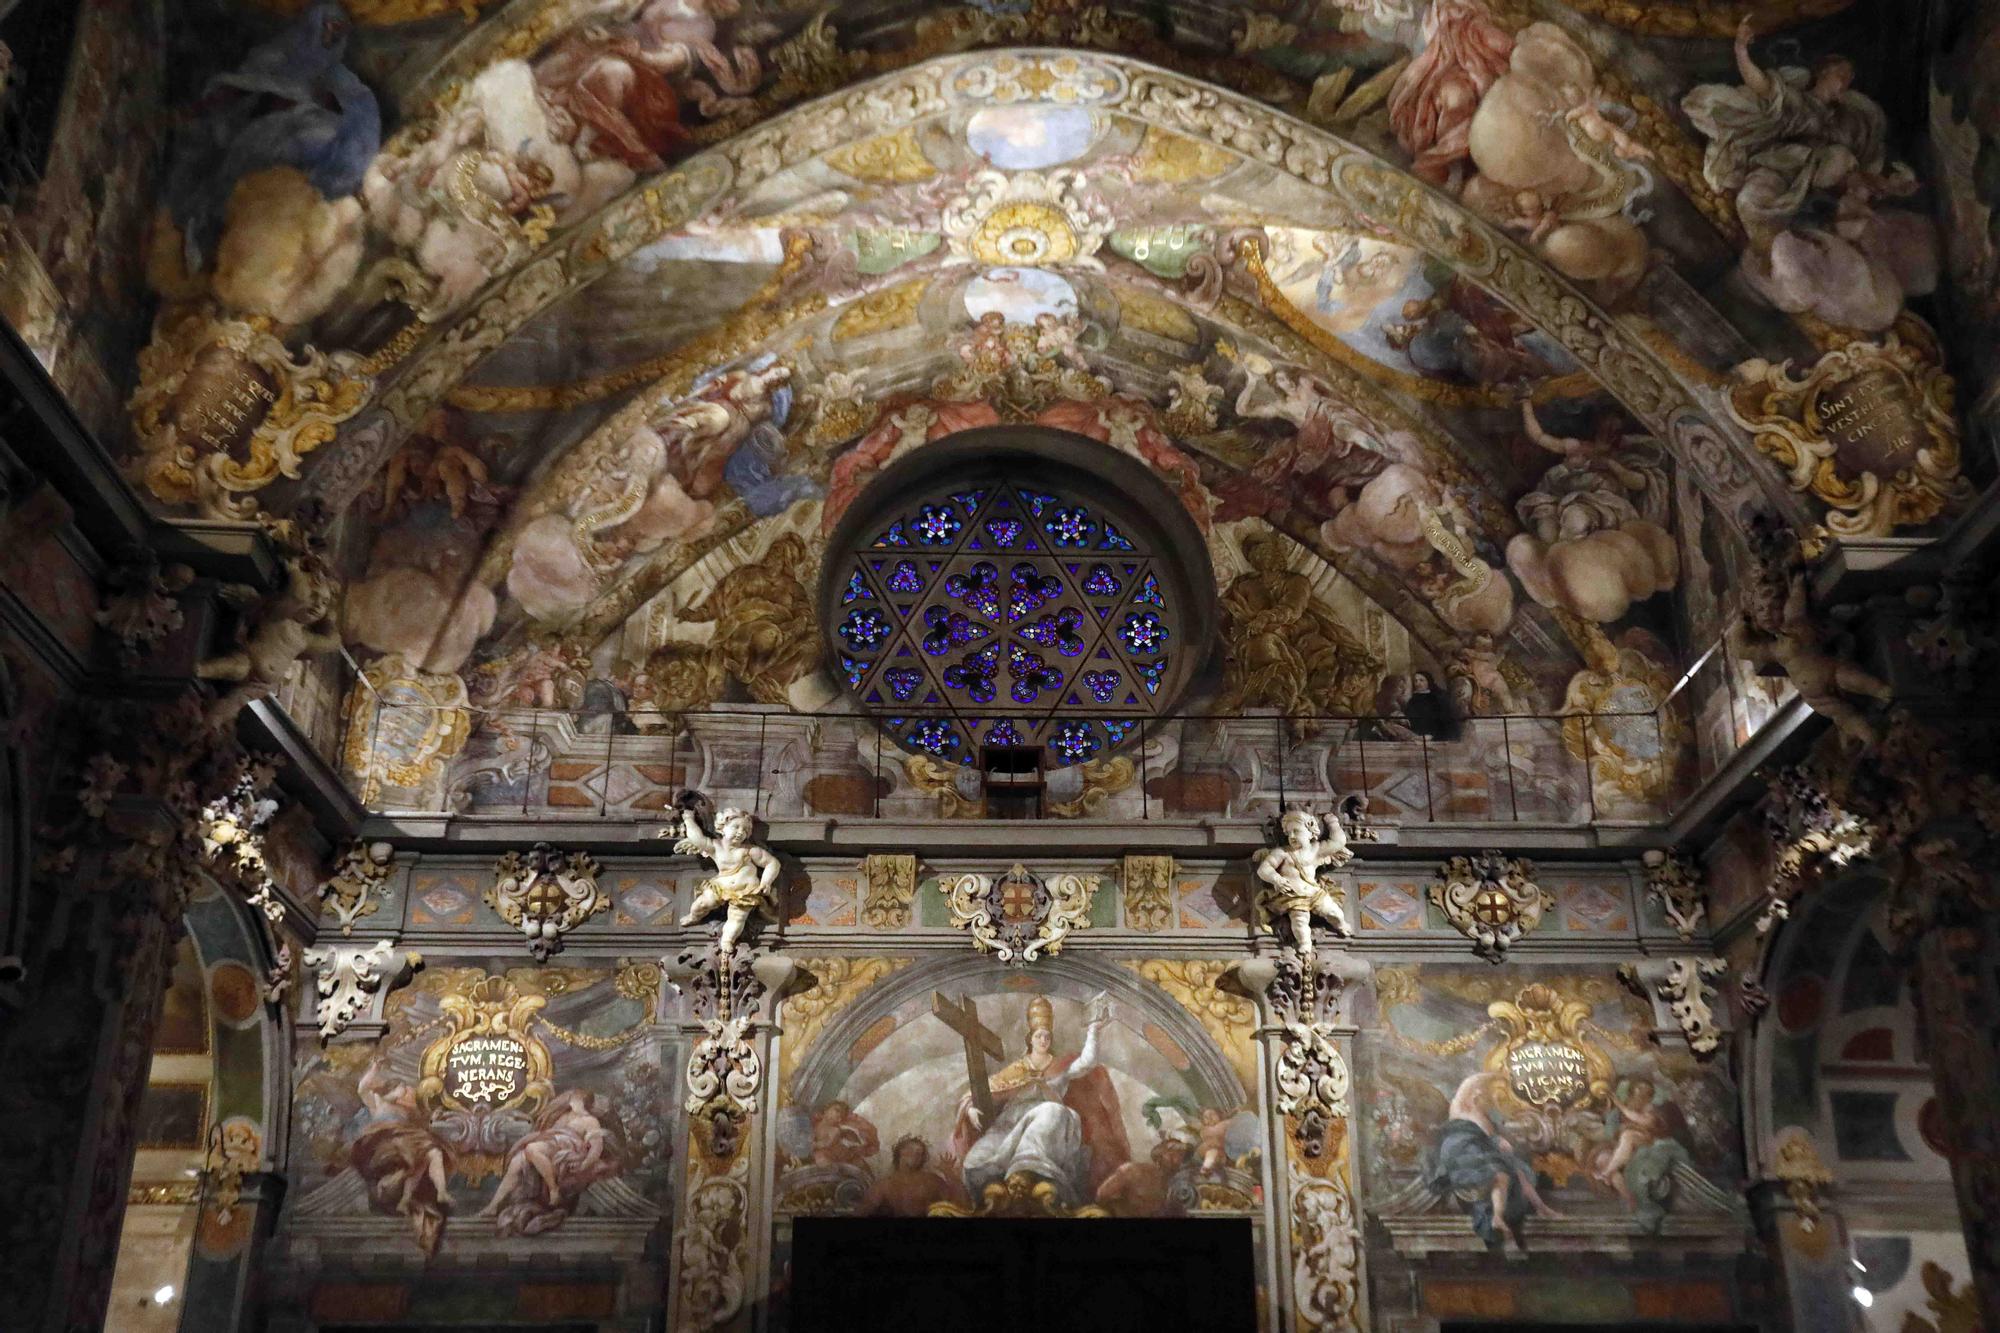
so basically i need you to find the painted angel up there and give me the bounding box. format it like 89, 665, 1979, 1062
481, 1089, 624, 1237
667, 804, 780, 955
1505, 401, 1677, 624
1586, 1077, 1695, 1230
1251, 805, 1358, 955
1682, 17, 1936, 330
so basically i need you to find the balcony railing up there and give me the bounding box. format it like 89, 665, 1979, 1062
341, 632, 1795, 828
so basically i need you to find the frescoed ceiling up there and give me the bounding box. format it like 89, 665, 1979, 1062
131, 0, 1973, 733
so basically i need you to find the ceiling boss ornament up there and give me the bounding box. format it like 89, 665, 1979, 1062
486, 844, 607, 961
939, 865, 1098, 964
942, 170, 1114, 269
1432, 853, 1547, 963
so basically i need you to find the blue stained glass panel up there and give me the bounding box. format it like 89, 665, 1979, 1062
1008, 563, 1064, 621
944, 562, 1002, 619
921, 607, 986, 656
842, 471, 1176, 765
1019, 607, 1087, 656
984, 518, 1024, 548
1007, 644, 1063, 705
905, 718, 960, 757
914, 504, 962, 545
985, 719, 1026, 747
1046, 506, 1095, 548
942, 643, 1001, 705
1051, 721, 1101, 764
838, 607, 892, 650
1117, 611, 1168, 655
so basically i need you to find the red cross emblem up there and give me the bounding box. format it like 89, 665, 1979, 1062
999, 875, 1041, 923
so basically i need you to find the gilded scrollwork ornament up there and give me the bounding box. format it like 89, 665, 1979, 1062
1621, 956, 1729, 1056
1122, 854, 1175, 933
668, 943, 801, 1160
1772, 1128, 1835, 1232
320, 840, 395, 936
941, 168, 1115, 269
199, 1117, 264, 1229
486, 844, 607, 961
1431, 852, 1546, 962
198, 767, 285, 922
939, 864, 1098, 964
1228, 949, 1351, 1157
1292, 1175, 1364, 1332
1641, 848, 1707, 940
301, 939, 422, 1042
1275, 1018, 1352, 1155
339, 654, 473, 806
1760, 766, 1874, 932
128, 309, 374, 518
860, 853, 919, 929
1725, 331, 1971, 537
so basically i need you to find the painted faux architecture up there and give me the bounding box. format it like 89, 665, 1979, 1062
0, 1, 1998, 1330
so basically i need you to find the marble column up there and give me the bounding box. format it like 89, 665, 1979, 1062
1227, 950, 1369, 1333
665, 945, 799, 1333
1907, 895, 2000, 1332
0, 836, 181, 1332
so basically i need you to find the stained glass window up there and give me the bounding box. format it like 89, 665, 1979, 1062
832, 473, 1188, 768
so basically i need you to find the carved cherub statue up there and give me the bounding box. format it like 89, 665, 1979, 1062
1252, 804, 1358, 956
1728, 515, 1891, 746
665, 802, 780, 956
196, 516, 342, 729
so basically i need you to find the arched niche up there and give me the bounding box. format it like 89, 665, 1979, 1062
106, 877, 285, 1333
1748, 869, 1975, 1329
773, 955, 1260, 1221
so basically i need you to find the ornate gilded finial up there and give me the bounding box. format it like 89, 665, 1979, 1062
1641, 849, 1707, 941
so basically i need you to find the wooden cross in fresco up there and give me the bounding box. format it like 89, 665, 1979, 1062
931, 991, 1003, 1123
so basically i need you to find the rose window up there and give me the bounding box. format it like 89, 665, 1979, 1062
824, 438, 1210, 768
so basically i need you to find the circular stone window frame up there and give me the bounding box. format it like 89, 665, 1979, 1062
819, 426, 1218, 768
